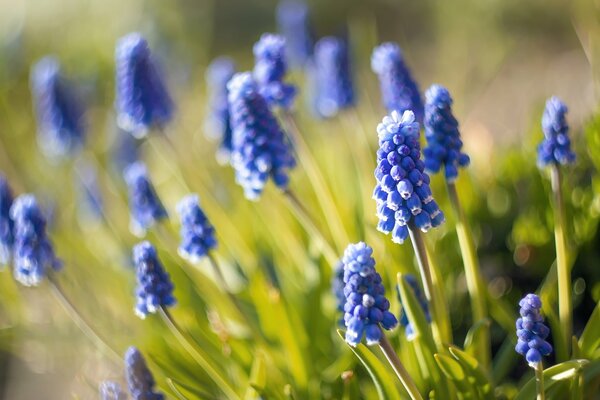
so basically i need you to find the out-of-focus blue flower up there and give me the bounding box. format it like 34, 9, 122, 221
371, 43, 423, 121
253, 33, 297, 109
537, 96, 575, 167
0, 174, 14, 266
115, 33, 174, 138
397, 274, 430, 340
30, 56, 86, 159
423, 85, 470, 182
133, 241, 175, 318
342, 242, 397, 346
332, 260, 345, 325
176, 194, 217, 264
515, 293, 552, 367
227, 72, 296, 200
276, 0, 313, 67
205, 57, 236, 161
313, 37, 355, 118
10, 194, 62, 286
100, 381, 127, 400
124, 346, 164, 400
124, 162, 168, 237
76, 161, 104, 222
373, 110, 444, 244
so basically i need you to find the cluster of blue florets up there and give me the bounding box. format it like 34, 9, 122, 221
176, 194, 217, 263
227, 72, 296, 200
205, 57, 236, 161
0, 175, 14, 266
371, 42, 424, 122
398, 274, 431, 339
124, 162, 168, 236
515, 294, 552, 367
373, 110, 444, 244
133, 241, 176, 318
537, 96, 576, 168
276, 0, 313, 67
125, 346, 164, 400
115, 33, 174, 137
342, 242, 398, 347
423, 85, 470, 182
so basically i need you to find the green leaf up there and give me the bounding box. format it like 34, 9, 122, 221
578, 301, 600, 358
336, 330, 402, 400
166, 377, 217, 400
397, 273, 436, 353
434, 354, 475, 398
449, 345, 494, 399
463, 318, 491, 357
244, 353, 267, 400
515, 359, 589, 400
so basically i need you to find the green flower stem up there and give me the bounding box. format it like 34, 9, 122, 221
550, 165, 571, 360
47, 274, 121, 364
535, 362, 546, 400
424, 243, 453, 345
159, 306, 240, 400
378, 332, 424, 400
407, 222, 445, 351
446, 181, 490, 370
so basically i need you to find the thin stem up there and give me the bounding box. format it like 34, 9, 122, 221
378, 333, 424, 400
407, 223, 444, 351
535, 362, 546, 400
446, 181, 491, 370
47, 275, 121, 364
424, 243, 453, 345
159, 307, 240, 400
550, 165, 571, 360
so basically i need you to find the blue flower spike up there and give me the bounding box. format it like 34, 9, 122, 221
124, 346, 164, 400
373, 110, 444, 244
205, 57, 236, 161
423, 85, 470, 182
537, 96, 575, 168
99, 381, 127, 400
227, 72, 296, 200
0, 174, 15, 266
342, 242, 398, 346
116, 33, 174, 138
124, 162, 168, 237
276, 0, 313, 67
253, 33, 297, 109
371, 43, 423, 121
398, 274, 431, 340
176, 194, 217, 264
133, 241, 176, 319
313, 36, 355, 118
10, 194, 62, 286
30, 56, 86, 159
515, 293, 552, 367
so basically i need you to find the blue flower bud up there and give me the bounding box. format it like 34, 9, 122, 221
124, 346, 164, 400
537, 97, 575, 167
0, 175, 15, 266
176, 194, 217, 264
133, 241, 175, 318
124, 162, 168, 236
205, 57, 236, 161
515, 294, 552, 367
276, 0, 313, 67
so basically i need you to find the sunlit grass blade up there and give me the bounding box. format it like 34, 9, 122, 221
578, 300, 600, 358
514, 360, 589, 400
448, 345, 494, 400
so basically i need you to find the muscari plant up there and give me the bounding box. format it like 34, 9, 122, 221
0, 5, 599, 400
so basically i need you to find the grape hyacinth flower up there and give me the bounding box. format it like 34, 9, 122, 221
373, 110, 444, 244
124, 162, 168, 236
423, 85, 470, 182
537, 96, 575, 167
253, 33, 297, 109
30, 56, 86, 159
99, 381, 127, 400
115, 33, 174, 138
133, 241, 175, 318
0, 175, 14, 265
227, 72, 296, 200
398, 274, 430, 340
176, 194, 217, 264
125, 346, 164, 400
10, 194, 62, 286
371, 43, 423, 122
205, 57, 236, 161
342, 242, 398, 346
313, 37, 355, 118
515, 294, 552, 367
276, 0, 313, 67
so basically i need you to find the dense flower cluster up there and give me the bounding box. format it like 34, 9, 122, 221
371, 42, 423, 121
176, 194, 217, 263
313, 37, 355, 118
115, 33, 174, 138
30, 56, 86, 159
537, 96, 576, 167
125, 346, 164, 400
342, 242, 397, 346
276, 0, 312, 67
253, 33, 297, 109
99, 381, 127, 400
10, 194, 62, 286
124, 162, 168, 236
373, 110, 444, 244
423, 85, 470, 182
398, 274, 430, 339
205, 57, 236, 161
0, 175, 14, 265
227, 72, 296, 200
515, 294, 552, 367
133, 241, 176, 318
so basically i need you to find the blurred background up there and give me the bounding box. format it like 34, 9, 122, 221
0, 0, 599, 398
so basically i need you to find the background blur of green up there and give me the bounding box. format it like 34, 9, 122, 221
0, 0, 599, 398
